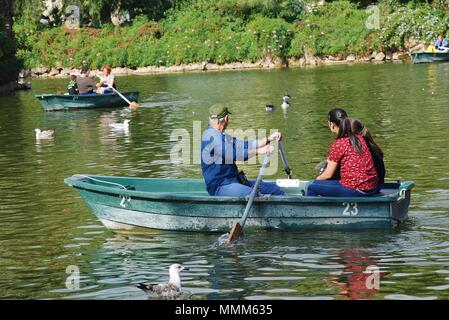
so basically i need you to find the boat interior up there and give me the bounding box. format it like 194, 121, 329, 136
71, 175, 403, 198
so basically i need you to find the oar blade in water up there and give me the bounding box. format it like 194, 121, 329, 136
227, 222, 244, 243
129, 101, 139, 110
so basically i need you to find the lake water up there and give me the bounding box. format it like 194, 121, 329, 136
1, 63, 449, 299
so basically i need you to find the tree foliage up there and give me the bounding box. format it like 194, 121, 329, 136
8, 0, 449, 71
0, 0, 21, 86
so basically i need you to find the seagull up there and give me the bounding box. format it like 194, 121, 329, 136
109, 119, 130, 130
35, 128, 54, 139
281, 94, 291, 109
137, 264, 189, 297
265, 104, 274, 112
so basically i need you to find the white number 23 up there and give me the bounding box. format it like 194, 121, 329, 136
342, 202, 358, 216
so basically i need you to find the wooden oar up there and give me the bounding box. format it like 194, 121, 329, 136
96, 74, 139, 110
278, 141, 292, 179
227, 153, 271, 243
111, 87, 139, 110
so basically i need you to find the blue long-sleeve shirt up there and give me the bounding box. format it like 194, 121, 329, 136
201, 126, 257, 195
435, 38, 448, 49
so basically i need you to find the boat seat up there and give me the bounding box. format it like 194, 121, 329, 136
376, 188, 398, 197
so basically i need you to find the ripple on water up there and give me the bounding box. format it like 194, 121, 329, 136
1, 66, 449, 299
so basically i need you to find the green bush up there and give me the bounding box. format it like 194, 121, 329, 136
379, 4, 449, 50
290, 1, 374, 57
12, 0, 449, 70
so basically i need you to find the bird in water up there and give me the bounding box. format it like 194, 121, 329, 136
109, 119, 130, 131
137, 264, 189, 298
35, 128, 55, 140
265, 104, 275, 112
281, 93, 291, 109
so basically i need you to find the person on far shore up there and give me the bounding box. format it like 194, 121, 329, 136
96, 65, 116, 94
67, 74, 79, 95
434, 34, 448, 50
76, 67, 97, 95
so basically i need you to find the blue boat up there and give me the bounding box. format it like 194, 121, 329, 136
411, 51, 449, 64
64, 175, 414, 232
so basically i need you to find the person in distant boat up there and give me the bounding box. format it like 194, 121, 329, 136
306, 108, 379, 197
96, 65, 116, 94
434, 35, 448, 50
76, 67, 96, 95
67, 74, 79, 95
201, 103, 285, 197
426, 42, 436, 53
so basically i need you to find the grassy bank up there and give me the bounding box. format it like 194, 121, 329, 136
13, 0, 449, 70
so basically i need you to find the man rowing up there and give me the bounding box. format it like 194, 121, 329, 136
201, 103, 285, 197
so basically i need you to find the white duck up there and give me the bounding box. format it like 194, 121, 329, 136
137, 264, 189, 297
109, 119, 130, 130
35, 128, 54, 139
281, 94, 291, 109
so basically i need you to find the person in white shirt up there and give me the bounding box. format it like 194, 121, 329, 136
96, 65, 116, 94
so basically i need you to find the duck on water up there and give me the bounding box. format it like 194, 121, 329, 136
281, 93, 291, 109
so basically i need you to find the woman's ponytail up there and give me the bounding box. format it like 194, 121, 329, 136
338, 117, 362, 154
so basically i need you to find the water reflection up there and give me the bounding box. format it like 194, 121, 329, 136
327, 248, 382, 300
1, 64, 449, 299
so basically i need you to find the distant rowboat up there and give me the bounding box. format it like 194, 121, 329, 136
411, 51, 449, 64
64, 175, 414, 232
35, 91, 139, 111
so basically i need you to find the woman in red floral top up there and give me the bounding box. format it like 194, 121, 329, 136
306, 108, 380, 197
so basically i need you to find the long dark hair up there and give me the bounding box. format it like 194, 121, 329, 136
327, 108, 362, 154
350, 118, 383, 157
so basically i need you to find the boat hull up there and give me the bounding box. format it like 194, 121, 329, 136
65, 176, 414, 232
411, 51, 449, 64
35, 92, 139, 111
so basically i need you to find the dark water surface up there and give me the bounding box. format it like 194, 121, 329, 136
1, 63, 449, 299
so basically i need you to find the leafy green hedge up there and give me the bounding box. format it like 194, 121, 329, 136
289, 1, 377, 57
13, 0, 449, 70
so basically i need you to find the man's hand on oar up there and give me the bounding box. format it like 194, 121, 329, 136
96, 74, 139, 110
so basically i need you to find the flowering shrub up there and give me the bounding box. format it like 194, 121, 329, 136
379, 4, 449, 50
13, 1, 449, 69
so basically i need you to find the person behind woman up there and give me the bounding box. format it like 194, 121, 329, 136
76, 67, 96, 94
96, 65, 116, 94
67, 74, 79, 95
350, 118, 385, 185
306, 108, 379, 197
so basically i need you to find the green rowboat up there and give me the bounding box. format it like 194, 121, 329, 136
64, 175, 414, 232
35, 92, 139, 111
411, 51, 449, 64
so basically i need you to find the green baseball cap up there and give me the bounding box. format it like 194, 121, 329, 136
209, 103, 232, 119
